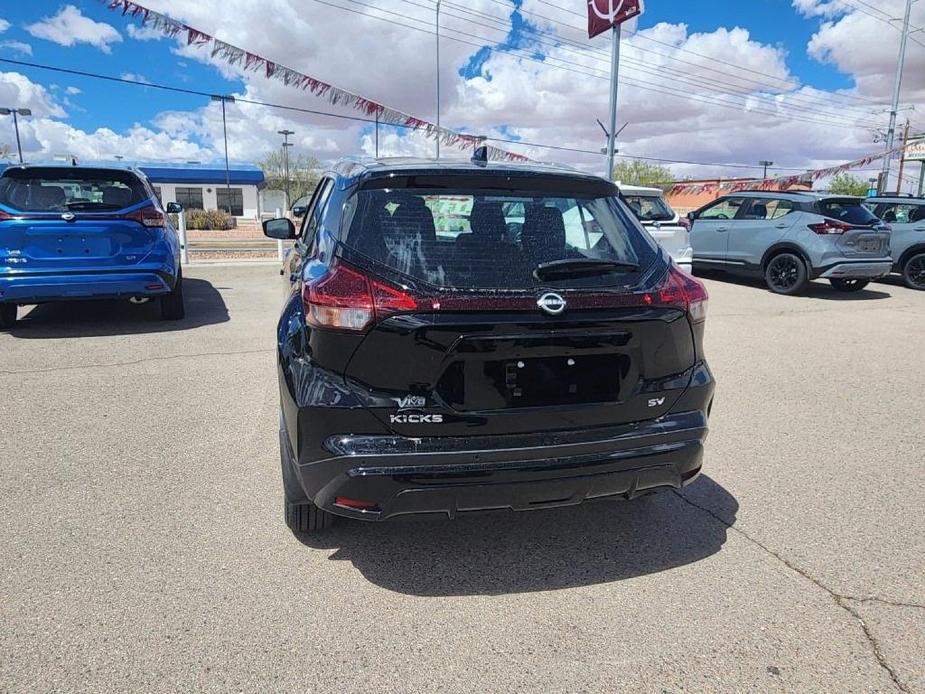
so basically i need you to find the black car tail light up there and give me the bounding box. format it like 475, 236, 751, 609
303, 261, 709, 332
302, 261, 430, 332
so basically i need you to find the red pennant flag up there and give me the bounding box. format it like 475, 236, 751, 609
588, 0, 645, 39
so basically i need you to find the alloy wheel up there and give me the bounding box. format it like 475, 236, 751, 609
768, 256, 800, 292
905, 254, 925, 290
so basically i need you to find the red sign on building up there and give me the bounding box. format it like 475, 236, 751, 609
587, 0, 645, 38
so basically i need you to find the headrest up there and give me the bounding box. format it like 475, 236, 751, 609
102, 186, 133, 208
522, 205, 567, 261
468, 200, 507, 239
31, 185, 66, 209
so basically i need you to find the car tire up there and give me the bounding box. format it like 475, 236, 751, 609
765, 253, 808, 295
902, 253, 925, 290
0, 303, 16, 330
160, 268, 185, 321
280, 417, 334, 533
829, 278, 870, 292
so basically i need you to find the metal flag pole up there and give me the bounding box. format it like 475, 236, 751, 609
605, 23, 622, 181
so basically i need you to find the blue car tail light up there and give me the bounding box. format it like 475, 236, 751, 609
120, 204, 166, 228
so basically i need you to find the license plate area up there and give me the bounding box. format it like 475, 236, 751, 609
28, 234, 112, 259
438, 354, 631, 410
859, 238, 881, 253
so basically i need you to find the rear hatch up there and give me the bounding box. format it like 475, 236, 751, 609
0, 167, 159, 271
814, 197, 890, 257
307, 172, 707, 437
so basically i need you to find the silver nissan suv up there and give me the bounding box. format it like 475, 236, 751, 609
689, 192, 891, 294
865, 195, 925, 290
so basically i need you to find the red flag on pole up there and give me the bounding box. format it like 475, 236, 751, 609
588, 0, 645, 38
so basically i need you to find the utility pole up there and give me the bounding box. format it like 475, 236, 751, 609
278, 129, 294, 208
896, 120, 911, 194
759, 160, 774, 180
435, 0, 442, 160
211, 95, 235, 213
879, 0, 913, 194
0, 107, 32, 163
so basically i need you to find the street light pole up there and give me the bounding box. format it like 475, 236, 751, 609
0, 107, 32, 163
605, 24, 622, 180
759, 160, 774, 179
435, 0, 442, 160
278, 129, 295, 208
880, 0, 913, 194
211, 95, 235, 213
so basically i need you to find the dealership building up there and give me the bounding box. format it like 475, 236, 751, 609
138, 163, 266, 220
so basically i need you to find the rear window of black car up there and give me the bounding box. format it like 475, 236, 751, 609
818, 199, 880, 226
339, 177, 658, 290
0, 167, 149, 212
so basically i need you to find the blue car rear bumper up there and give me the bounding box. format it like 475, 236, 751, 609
0, 266, 177, 304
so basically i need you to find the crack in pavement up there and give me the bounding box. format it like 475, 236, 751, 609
673, 489, 912, 693
840, 596, 925, 611
0, 348, 275, 376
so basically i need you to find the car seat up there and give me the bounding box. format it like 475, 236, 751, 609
30, 185, 66, 210
522, 205, 570, 266
102, 186, 133, 208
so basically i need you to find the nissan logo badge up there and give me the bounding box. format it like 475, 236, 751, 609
537, 292, 567, 316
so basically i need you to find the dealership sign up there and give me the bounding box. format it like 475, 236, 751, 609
904, 139, 925, 162
588, 0, 646, 38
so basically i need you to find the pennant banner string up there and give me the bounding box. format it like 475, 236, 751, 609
670, 142, 915, 196
101, 0, 530, 162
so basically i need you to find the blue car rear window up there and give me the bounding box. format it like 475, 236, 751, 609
0, 167, 149, 212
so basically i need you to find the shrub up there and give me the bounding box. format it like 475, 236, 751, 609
183, 208, 236, 230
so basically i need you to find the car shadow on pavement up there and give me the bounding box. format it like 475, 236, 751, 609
7, 278, 229, 339
694, 271, 892, 301
295, 475, 737, 596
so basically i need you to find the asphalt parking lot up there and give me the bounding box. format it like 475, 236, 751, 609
1, 265, 923, 692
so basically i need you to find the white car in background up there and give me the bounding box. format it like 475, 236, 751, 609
618, 184, 693, 271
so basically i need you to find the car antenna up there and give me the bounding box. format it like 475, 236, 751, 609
471, 145, 489, 167
71, 157, 78, 166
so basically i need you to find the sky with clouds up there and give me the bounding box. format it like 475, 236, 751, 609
1, 0, 924, 188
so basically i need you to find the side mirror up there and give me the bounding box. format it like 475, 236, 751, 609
263, 217, 296, 240
291, 205, 308, 218
687, 211, 696, 221
165, 202, 183, 214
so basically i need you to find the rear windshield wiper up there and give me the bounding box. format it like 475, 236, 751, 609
533, 258, 640, 281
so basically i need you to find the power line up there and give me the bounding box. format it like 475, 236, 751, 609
2, 56, 840, 174
492, 0, 899, 107
305, 0, 884, 130
430, 0, 885, 126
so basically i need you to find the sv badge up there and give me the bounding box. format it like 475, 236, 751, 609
648, 397, 666, 408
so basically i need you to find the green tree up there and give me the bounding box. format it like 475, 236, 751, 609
259, 151, 323, 206
828, 173, 870, 197
612, 159, 674, 187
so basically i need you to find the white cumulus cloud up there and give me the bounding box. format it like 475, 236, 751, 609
0, 40, 32, 56
26, 5, 122, 54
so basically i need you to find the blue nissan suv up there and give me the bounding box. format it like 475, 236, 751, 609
0, 164, 184, 328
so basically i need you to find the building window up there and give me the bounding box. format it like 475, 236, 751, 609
176, 187, 204, 210
217, 187, 244, 216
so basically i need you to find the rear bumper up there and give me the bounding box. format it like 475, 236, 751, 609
817, 260, 893, 280
0, 267, 176, 304
292, 407, 711, 522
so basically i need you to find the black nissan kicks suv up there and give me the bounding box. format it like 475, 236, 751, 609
264, 157, 715, 532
